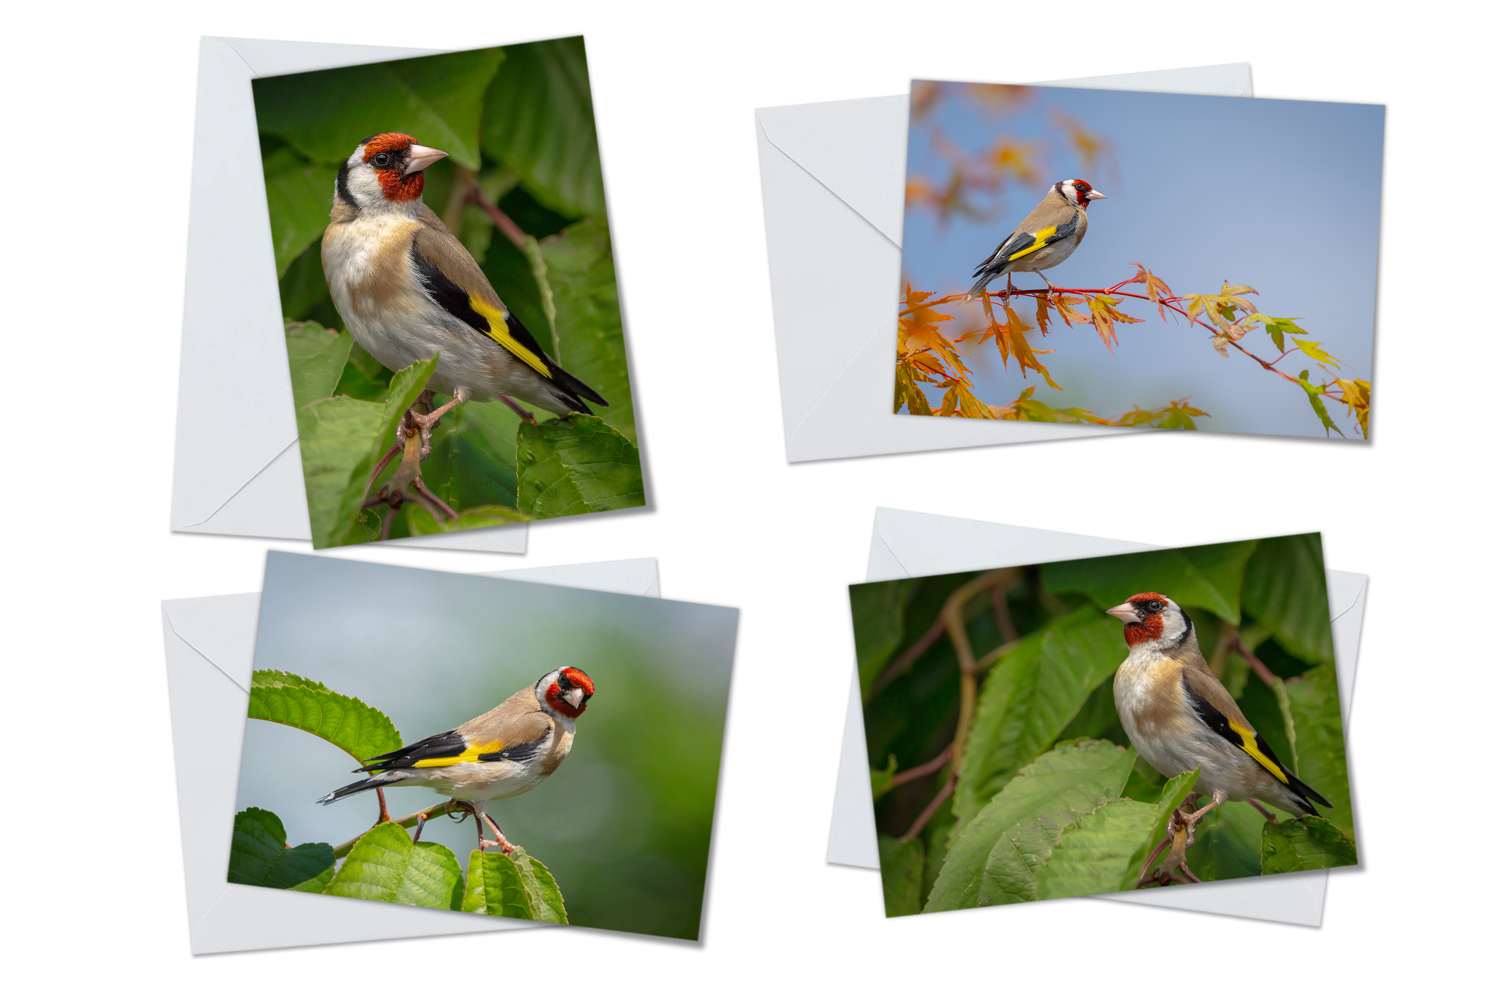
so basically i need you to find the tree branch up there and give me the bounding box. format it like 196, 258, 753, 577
332, 800, 460, 859
1232, 635, 1280, 689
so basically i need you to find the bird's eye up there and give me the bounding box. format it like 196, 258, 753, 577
1148, 600, 1164, 612
373, 152, 391, 167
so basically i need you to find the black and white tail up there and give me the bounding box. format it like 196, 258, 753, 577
316, 771, 405, 805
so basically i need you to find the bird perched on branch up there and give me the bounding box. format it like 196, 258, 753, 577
1108, 593, 1329, 858
321, 133, 607, 451
964, 179, 1106, 300
317, 667, 595, 854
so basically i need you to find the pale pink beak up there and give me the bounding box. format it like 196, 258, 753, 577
1085, 189, 1106, 200
404, 143, 448, 176
1105, 602, 1139, 624
563, 688, 585, 709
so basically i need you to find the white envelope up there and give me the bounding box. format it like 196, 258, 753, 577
163, 557, 659, 954
829, 508, 1365, 927
757, 64, 1255, 463
170, 36, 526, 553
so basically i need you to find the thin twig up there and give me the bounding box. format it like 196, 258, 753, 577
901, 772, 955, 843
991, 587, 1019, 643
869, 618, 946, 698
890, 745, 953, 789
411, 478, 459, 521
1232, 635, 1280, 689
470, 183, 529, 250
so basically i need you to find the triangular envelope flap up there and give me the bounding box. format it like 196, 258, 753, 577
172, 38, 299, 529
868, 507, 1159, 580
1045, 62, 1253, 97
163, 593, 262, 688
222, 36, 438, 77
757, 96, 909, 244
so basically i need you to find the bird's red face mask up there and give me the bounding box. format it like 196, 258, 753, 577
1106, 592, 1168, 647
545, 667, 595, 719
1069, 179, 1104, 210
361, 132, 448, 203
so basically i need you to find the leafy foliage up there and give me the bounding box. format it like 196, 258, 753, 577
237, 675, 568, 923
463, 847, 569, 922
325, 821, 466, 910
248, 669, 402, 764
895, 271, 1370, 438
256, 42, 642, 547
1261, 816, 1358, 873
857, 533, 1357, 913
228, 807, 336, 890
516, 416, 645, 518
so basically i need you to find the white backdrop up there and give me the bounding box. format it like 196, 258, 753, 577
5, 1, 1495, 995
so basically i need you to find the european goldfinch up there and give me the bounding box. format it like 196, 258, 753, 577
964, 178, 1106, 300
1108, 593, 1330, 843
317, 667, 594, 853
321, 133, 608, 442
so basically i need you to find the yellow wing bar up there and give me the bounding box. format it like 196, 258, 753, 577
1226, 717, 1288, 783
1006, 225, 1058, 263
411, 739, 505, 768
467, 295, 552, 378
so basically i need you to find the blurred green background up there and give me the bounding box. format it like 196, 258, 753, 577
252, 38, 641, 540
236, 553, 736, 939
854, 533, 1356, 912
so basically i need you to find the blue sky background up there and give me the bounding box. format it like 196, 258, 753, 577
901, 84, 1384, 438
235, 552, 737, 938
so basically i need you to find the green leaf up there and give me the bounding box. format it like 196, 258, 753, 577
878, 835, 926, 917
482, 37, 604, 217
261, 148, 335, 277
1292, 338, 1341, 366
541, 218, 635, 441
1184, 801, 1263, 881
324, 822, 465, 909
515, 414, 645, 518
1261, 816, 1357, 873
462, 847, 569, 923
1041, 539, 1260, 624
227, 807, 336, 890
285, 320, 352, 410
1034, 798, 1158, 900
248, 669, 401, 763
953, 610, 1127, 824
298, 355, 438, 548
1242, 534, 1335, 664
850, 580, 915, 697
296, 396, 385, 548
410, 393, 521, 512
405, 503, 529, 535
254, 48, 505, 169
926, 740, 1135, 911
288, 865, 337, 894
1297, 370, 1345, 438
1282, 664, 1355, 839
870, 755, 899, 802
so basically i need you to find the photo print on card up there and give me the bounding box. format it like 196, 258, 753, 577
851, 532, 1357, 916
252, 37, 643, 548
896, 82, 1380, 439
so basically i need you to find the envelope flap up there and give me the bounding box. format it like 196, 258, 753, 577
868, 507, 1159, 580
219, 36, 439, 77
757, 96, 908, 245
